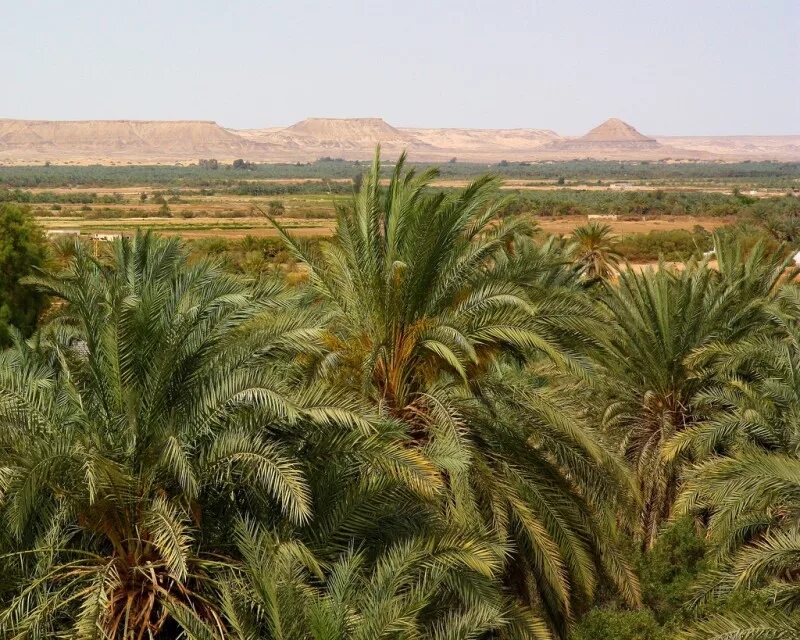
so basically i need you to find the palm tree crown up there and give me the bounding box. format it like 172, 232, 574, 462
273, 150, 640, 638
0, 233, 367, 638
571, 221, 622, 281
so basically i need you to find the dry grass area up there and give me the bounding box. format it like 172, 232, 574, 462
37, 216, 334, 239
536, 215, 733, 235
37, 214, 731, 240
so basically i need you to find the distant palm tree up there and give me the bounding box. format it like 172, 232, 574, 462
0, 233, 373, 639
273, 149, 640, 638
571, 221, 622, 281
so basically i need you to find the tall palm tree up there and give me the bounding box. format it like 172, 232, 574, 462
0, 233, 382, 639
663, 235, 799, 456
272, 149, 640, 638
570, 221, 622, 281
272, 150, 540, 410
599, 264, 722, 548
712, 233, 796, 304
597, 240, 790, 549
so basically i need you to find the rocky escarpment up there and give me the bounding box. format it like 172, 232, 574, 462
0, 116, 797, 163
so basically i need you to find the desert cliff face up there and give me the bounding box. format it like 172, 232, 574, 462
0, 116, 797, 164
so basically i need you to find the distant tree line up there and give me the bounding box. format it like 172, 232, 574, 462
1, 160, 797, 189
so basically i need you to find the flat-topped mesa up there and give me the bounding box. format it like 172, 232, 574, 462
0, 119, 256, 155
580, 118, 655, 142
284, 117, 412, 143
240, 119, 562, 161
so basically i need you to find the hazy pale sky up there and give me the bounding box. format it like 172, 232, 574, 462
2, 0, 798, 135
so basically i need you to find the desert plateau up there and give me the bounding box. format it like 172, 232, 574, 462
1, 116, 799, 164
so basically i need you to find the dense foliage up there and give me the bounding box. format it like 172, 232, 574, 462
501, 189, 800, 222
1, 160, 798, 188
1, 151, 800, 639
0, 203, 48, 346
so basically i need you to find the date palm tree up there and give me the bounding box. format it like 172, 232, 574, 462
272, 149, 640, 638
0, 233, 387, 639
665, 326, 800, 462
669, 285, 800, 639
599, 264, 724, 548
571, 221, 622, 281
599, 234, 797, 550
659, 237, 799, 465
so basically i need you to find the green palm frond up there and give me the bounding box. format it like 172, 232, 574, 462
570, 221, 622, 281
596, 236, 794, 548
679, 610, 800, 640
269, 150, 639, 638
0, 231, 381, 638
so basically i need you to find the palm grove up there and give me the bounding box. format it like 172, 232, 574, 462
0, 152, 798, 640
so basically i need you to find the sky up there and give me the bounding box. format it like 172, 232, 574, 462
1, 0, 798, 135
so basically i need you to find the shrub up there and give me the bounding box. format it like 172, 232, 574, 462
268, 200, 286, 216
189, 238, 228, 255
0, 204, 48, 345
638, 518, 709, 624
614, 229, 709, 262
570, 608, 665, 640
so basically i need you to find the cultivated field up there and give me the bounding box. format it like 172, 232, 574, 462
2, 159, 796, 270
35, 212, 733, 240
